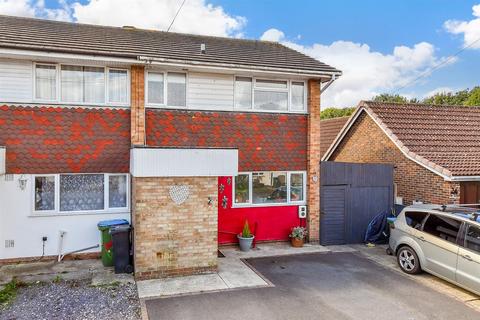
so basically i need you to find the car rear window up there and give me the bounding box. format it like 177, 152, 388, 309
422, 214, 461, 244
405, 211, 428, 230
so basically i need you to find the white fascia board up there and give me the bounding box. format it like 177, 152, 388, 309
130, 148, 238, 177
0, 146, 5, 175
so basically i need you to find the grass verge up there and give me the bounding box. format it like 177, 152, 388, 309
0, 279, 18, 306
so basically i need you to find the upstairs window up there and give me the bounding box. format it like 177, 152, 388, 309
254, 79, 288, 111
291, 82, 305, 111
234, 77, 306, 112
34, 64, 128, 105
146, 71, 187, 107
108, 69, 128, 104
35, 64, 57, 101
234, 77, 252, 109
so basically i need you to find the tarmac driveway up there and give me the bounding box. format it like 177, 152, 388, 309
145, 252, 479, 320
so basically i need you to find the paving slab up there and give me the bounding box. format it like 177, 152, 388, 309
221, 242, 330, 259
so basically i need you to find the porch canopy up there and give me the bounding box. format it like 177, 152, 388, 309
130, 147, 238, 177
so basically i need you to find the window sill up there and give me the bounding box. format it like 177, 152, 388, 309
29, 210, 130, 218
231, 202, 305, 209
146, 105, 308, 115
31, 101, 131, 108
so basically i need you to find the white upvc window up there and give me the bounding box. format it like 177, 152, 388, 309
234, 77, 307, 113
108, 69, 129, 104
34, 64, 58, 101
32, 173, 129, 215
33, 63, 129, 106
146, 71, 187, 108
232, 171, 306, 207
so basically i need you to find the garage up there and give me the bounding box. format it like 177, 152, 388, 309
320, 162, 394, 245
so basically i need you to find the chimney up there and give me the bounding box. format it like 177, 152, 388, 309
200, 43, 206, 54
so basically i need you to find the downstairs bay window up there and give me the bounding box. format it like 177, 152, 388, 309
233, 171, 306, 207
33, 173, 129, 214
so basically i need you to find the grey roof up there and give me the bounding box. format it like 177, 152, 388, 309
0, 15, 341, 76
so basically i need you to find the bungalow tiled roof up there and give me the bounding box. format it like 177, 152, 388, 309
0, 15, 341, 77
320, 116, 349, 157
324, 101, 480, 179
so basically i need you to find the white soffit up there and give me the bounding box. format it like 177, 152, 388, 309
0, 147, 5, 175
130, 148, 238, 177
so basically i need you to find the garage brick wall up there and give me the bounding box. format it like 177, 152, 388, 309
132, 176, 218, 279
330, 112, 459, 205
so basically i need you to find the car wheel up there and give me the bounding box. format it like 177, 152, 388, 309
397, 246, 421, 274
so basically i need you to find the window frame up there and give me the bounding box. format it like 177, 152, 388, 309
31, 173, 130, 216
419, 213, 463, 245
145, 70, 188, 109
33, 62, 130, 107
232, 171, 306, 208
459, 222, 480, 255
233, 76, 307, 114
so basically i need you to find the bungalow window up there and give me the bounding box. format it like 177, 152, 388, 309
33, 173, 129, 214
35, 64, 57, 101
61, 65, 105, 104
233, 171, 306, 206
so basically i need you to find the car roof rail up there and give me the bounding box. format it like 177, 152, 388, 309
437, 204, 480, 222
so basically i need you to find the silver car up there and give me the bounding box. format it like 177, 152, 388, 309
389, 204, 480, 295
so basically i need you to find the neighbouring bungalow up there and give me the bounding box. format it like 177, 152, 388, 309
323, 101, 480, 206
0, 15, 341, 279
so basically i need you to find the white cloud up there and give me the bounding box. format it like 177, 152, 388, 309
260, 28, 284, 42
72, 0, 246, 37
424, 87, 454, 98
0, 0, 35, 17
0, 0, 246, 37
264, 29, 452, 107
444, 4, 480, 49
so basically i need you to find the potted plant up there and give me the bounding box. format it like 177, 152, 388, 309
237, 220, 255, 252
289, 226, 307, 247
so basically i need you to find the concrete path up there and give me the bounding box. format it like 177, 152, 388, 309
0, 259, 134, 287
145, 252, 480, 320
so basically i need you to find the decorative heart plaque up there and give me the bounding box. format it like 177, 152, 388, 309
169, 185, 190, 205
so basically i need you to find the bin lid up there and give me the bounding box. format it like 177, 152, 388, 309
109, 225, 131, 234
97, 219, 129, 228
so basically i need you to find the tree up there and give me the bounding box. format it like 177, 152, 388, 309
372, 94, 420, 104
320, 107, 355, 120
465, 87, 480, 106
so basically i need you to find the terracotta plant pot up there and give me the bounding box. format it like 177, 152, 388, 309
291, 237, 304, 248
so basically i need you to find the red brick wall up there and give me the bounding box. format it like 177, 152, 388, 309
330, 112, 459, 205
0, 105, 130, 173
146, 109, 307, 171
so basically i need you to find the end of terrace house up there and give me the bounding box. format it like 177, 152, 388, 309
0, 15, 341, 279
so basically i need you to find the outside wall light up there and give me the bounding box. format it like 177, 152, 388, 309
18, 175, 28, 191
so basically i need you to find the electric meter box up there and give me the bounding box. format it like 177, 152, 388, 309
298, 205, 307, 219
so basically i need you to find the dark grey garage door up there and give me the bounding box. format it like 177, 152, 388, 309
320, 162, 394, 245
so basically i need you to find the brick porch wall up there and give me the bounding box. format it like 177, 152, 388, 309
132, 176, 218, 280
330, 112, 459, 205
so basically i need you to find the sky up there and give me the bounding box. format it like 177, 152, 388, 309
0, 0, 479, 108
